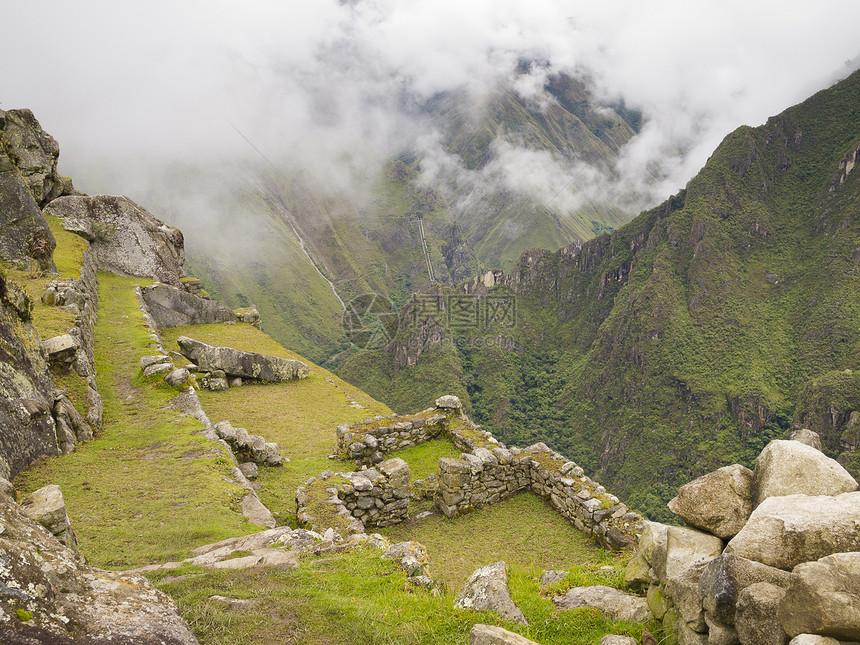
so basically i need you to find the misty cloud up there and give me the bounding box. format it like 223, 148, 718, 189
3, 0, 859, 223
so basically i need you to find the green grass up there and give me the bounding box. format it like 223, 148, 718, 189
14, 273, 257, 568
394, 440, 463, 480
156, 544, 654, 645
159, 323, 392, 524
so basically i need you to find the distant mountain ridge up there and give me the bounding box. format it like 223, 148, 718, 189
337, 69, 860, 521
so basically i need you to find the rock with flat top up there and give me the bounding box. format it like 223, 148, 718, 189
456, 561, 526, 624
725, 493, 860, 570
665, 526, 724, 580
553, 585, 649, 623
435, 395, 462, 411
600, 637, 639, 645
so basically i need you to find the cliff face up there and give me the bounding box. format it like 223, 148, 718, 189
338, 69, 860, 521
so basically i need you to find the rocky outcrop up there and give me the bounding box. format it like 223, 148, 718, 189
139, 282, 237, 328
753, 440, 857, 506
667, 464, 753, 538
0, 490, 197, 644
45, 195, 185, 285
0, 276, 60, 480
0, 108, 71, 207
455, 561, 526, 625
553, 585, 650, 623
0, 150, 56, 270
214, 420, 283, 466
19, 484, 77, 551
176, 336, 309, 383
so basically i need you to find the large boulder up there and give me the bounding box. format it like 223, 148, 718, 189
0, 149, 56, 270
639, 521, 670, 579
45, 195, 185, 285
19, 484, 77, 550
698, 553, 791, 627
469, 624, 539, 645
664, 526, 724, 580
778, 552, 860, 641
665, 561, 708, 634
553, 585, 650, 623
140, 283, 237, 328
0, 108, 68, 206
178, 336, 309, 382
0, 491, 197, 643
668, 465, 754, 539
725, 493, 860, 570
753, 440, 857, 506
455, 561, 527, 624
735, 582, 789, 645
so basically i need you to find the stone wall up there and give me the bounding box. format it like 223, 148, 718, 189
437, 441, 642, 551
335, 411, 449, 463
296, 457, 412, 533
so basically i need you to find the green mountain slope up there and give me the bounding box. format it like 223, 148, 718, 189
338, 69, 860, 521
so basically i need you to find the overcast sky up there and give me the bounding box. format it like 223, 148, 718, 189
3, 0, 859, 214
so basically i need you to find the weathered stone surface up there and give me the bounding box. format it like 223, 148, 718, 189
0, 490, 197, 643
177, 336, 309, 382
624, 552, 651, 592
435, 394, 462, 410
539, 570, 569, 591
43, 334, 78, 364
668, 464, 754, 538
640, 521, 670, 579
665, 526, 724, 580
164, 367, 192, 388
19, 484, 73, 545
0, 108, 68, 206
725, 493, 860, 570
754, 440, 857, 506
787, 636, 845, 645
456, 561, 527, 624
599, 637, 639, 645
785, 428, 824, 451
699, 553, 792, 626
215, 420, 282, 465
778, 552, 860, 640
239, 493, 276, 529
553, 585, 650, 623
140, 283, 236, 328
239, 462, 258, 480
382, 541, 430, 577
469, 624, 539, 645
665, 561, 708, 633
45, 194, 186, 285
735, 582, 789, 645
0, 148, 56, 268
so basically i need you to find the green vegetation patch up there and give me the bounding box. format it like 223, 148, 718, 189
394, 440, 462, 481
15, 273, 256, 568
160, 543, 654, 645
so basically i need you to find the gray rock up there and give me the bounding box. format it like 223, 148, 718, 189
725, 493, 860, 570
164, 368, 191, 388
381, 541, 430, 577
0, 108, 66, 206
599, 637, 639, 645
553, 585, 650, 623
20, 484, 72, 539
668, 464, 754, 538
665, 561, 708, 633
140, 354, 171, 369
456, 561, 527, 624
435, 394, 462, 411
177, 336, 309, 382
378, 457, 410, 490
0, 477, 14, 498
143, 362, 174, 377
788, 637, 845, 645
539, 570, 569, 591
785, 428, 824, 451
238, 462, 258, 480
140, 283, 236, 328
699, 553, 792, 626
0, 147, 56, 268
239, 493, 276, 529
735, 582, 789, 645
623, 552, 651, 592
46, 194, 185, 285
42, 334, 78, 364
665, 525, 724, 580
754, 440, 857, 506
469, 624, 539, 645
202, 374, 229, 391
0, 490, 196, 643
639, 521, 670, 578
778, 552, 860, 641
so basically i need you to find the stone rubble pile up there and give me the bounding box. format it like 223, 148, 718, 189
626, 433, 860, 645
214, 420, 283, 466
